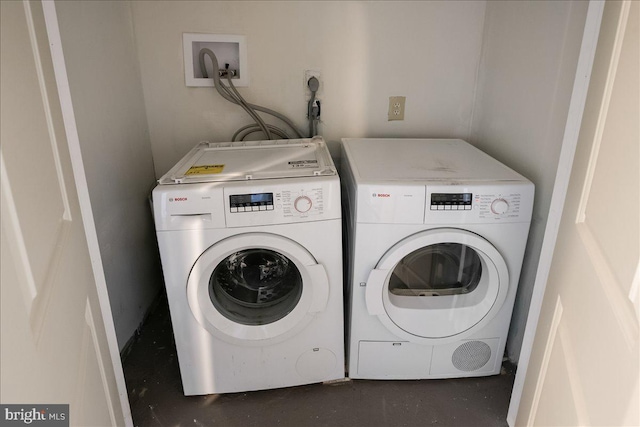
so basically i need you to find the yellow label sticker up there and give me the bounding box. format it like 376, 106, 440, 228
185, 164, 225, 175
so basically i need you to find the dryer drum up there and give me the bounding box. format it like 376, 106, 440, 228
388, 243, 482, 297
208, 249, 303, 325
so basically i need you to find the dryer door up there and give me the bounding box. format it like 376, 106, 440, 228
365, 228, 509, 344
187, 233, 329, 345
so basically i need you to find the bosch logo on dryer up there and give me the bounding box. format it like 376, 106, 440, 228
169, 197, 188, 202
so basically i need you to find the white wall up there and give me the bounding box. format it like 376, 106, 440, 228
130, 1, 487, 176
56, 1, 161, 350
470, 0, 589, 361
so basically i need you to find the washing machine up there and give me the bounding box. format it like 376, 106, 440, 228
341, 138, 534, 379
152, 137, 344, 395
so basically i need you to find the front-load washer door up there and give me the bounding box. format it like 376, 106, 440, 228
187, 233, 329, 345
365, 228, 509, 344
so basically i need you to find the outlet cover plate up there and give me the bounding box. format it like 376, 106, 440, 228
183, 33, 248, 87
388, 96, 406, 121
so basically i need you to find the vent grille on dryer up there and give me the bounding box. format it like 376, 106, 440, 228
452, 341, 492, 372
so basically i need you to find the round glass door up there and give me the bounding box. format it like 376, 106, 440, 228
209, 249, 303, 325
187, 232, 329, 344
389, 243, 482, 297
365, 229, 509, 344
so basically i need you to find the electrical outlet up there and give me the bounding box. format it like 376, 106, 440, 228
388, 96, 406, 121
183, 33, 248, 87
304, 70, 321, 93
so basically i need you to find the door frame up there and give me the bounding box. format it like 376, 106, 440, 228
41, 2, 133, 425
507, 1, 605, 424
39, 0, 605, 424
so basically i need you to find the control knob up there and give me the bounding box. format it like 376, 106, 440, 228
294, 196, 312, 213
491, 198, 509, 215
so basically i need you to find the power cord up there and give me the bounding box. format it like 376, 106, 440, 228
307, 76, 321, 137
198, 48, 306, 141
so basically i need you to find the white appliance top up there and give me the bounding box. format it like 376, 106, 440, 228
342, 138, 528, 183
158, 137, 336, 184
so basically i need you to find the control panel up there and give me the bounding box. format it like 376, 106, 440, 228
228, 188, 325, 217
475, 193, 523, 219
424, 183, 534, 225
153, 176, 341, 231
280, 188, 325, 217
430, 193, 472, 210
229, 193, 274, 212
430, 192, 520, 215
223, 177, 341, 227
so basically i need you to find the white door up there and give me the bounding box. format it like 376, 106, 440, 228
516, 1, 639, 425
365, 228, 509, 344
188, 233, 329, 343
1, 1, 129, 425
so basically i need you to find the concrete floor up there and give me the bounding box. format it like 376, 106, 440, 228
123, 297, 515, 427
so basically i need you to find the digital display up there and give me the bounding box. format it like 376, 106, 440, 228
249, 193, 271, 203
229, 193, 274, 212
431, 193, 472, 206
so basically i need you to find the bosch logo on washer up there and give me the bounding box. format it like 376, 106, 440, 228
372, 193, 391, 198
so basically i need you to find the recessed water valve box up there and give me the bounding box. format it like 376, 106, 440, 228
183, 33, 249, 87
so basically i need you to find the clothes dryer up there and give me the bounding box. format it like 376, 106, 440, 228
342, 138, 534, 379
153, 137, 344, 395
